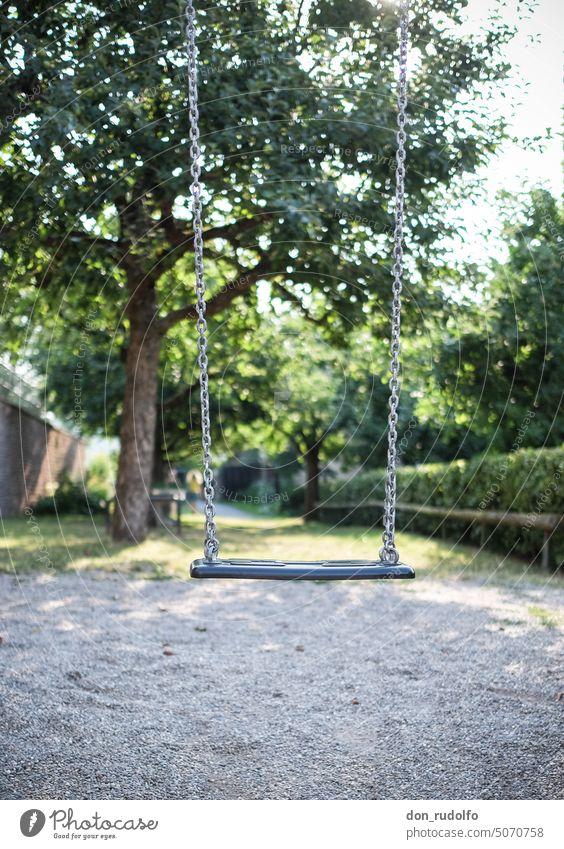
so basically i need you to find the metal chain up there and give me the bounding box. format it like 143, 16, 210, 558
185, 0, 219, 561
184, 0, 408, 564
380, 0, 409, 565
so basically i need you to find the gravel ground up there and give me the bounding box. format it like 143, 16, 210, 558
1, 570, 562, 800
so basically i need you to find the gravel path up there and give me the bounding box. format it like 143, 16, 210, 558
1, 571, 562, 800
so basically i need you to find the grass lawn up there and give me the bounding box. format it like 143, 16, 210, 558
1, 512, 562, 586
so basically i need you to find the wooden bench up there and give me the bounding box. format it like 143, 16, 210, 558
104, 491, 187, 535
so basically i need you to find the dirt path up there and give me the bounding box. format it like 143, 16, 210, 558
1, 572, 562, 799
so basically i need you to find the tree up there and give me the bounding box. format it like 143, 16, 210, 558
207, 311, 486, 516
32, 291, 260, 477
0, 0, 512, 540
213, 313, 353, 518
421, 190, 564, 451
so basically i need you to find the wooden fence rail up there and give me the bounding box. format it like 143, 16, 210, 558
320, 501, 563, 570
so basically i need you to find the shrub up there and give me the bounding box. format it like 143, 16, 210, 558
320, 446, 564, 560
32, 476, 106, 515
237, 480, 291, 515
279, 485, 306, 516
86, 452, 116, 500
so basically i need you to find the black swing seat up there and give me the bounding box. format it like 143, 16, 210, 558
190, 558, 415, 581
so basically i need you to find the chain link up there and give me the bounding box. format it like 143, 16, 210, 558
185, 0, 219, 561
379, 0, 409, 565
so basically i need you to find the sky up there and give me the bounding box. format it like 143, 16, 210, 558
453, 0, 563, 264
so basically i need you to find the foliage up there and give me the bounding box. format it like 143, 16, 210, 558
86, 452, 117, 499
215, 312, 354, 514
232, 315, 345, 446
33, 454, 116, 515
0, 0, 517, 538
237, 480, 290, 515
279, 483, 307, 516
214, 309, 488, 510
321, 445, 564, 559
421, 191, 564, 452
33, 476, 106, 515
0, 0, 512, 407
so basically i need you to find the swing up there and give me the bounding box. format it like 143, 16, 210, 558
186, 0, 415, 581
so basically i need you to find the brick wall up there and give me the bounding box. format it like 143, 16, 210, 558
0, 399, 85, 516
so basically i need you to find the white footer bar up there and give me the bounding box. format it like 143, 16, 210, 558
1, 800, 562, 849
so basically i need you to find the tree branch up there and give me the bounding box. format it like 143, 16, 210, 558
273, 282, 323, 325
42, 231, 123, 253
160, 380, 199, 410
149, 213, 271, 283
294, 0, 306, 38
34, 231, 127, 287
157, 258, 272, 334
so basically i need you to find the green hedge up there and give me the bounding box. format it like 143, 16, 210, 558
33, 476, 106, 516
320, 447, 564, 561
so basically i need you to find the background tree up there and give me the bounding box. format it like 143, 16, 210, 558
0, 0, 512, 540
423, 190, 564, 451
214, 313, 355, 518
32, 295, 260, 479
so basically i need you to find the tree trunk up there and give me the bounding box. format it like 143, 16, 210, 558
152, 418, 167, 486
147, 424, 168, 529
303, 443, 320, 522
112, 285, 161, 542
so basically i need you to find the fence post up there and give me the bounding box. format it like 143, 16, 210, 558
176, 497, 182, 535
541, 530, 555, 571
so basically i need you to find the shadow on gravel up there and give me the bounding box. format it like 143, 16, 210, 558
0, 573, 562, 800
